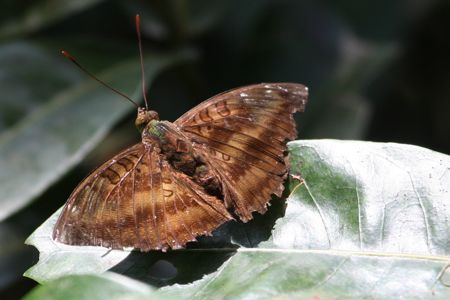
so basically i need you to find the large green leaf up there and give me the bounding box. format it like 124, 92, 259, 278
275, 140, 450, 253
24, 140, 450, 299
23, 272, 158, 300
0, 51, 189, 221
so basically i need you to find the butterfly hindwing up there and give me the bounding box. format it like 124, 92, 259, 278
53, 143, 232, 251
175, 83, 308, 221
195, 145, 286, 221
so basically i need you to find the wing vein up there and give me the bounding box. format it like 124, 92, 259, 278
186, 125, 283, 161
195, 137, 283, 174
149, 149, 161, 249
161, 161, 172, 248
132, 158, 140, 247
174, 191, 196, 240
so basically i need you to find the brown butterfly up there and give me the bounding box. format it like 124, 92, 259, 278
52, 16, 308, 252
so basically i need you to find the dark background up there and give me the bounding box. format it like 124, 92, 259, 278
0, 0, 449, 298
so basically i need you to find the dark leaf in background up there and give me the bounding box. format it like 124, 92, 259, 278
0, 0, 106, 40
0, 51, 190, 221
367, 0, 450, 153
0, 42, 82, 130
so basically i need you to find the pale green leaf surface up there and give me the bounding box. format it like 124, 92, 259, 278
0, 52, 187, 221
23, 272, 159, 300
158, 140, 450, 299
24, 140, 450, 299
24, 208, 131, 281
278, 140, 450, 254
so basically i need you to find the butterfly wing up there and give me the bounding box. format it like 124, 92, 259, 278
174, 83, 308, 221
53, 143, 232, 251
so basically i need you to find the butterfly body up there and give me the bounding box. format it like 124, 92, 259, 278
53, 83, 308, 251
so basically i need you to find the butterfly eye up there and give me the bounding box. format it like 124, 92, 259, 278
135, 110, 159, 131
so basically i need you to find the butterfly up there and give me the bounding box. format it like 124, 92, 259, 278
52, 16, 308, 252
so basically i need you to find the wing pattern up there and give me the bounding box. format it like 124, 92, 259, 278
175, 83, 308, 221
54, 83, 307, 250
53, 143, 232, 251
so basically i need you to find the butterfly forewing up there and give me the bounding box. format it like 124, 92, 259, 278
175, 83, 308, 221
53, 143, 233, 251
53, 143, 144, 248
161, 161, 233, 244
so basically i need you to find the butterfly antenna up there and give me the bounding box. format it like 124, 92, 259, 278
135, 14, 149, 110
61, 50, 139, 108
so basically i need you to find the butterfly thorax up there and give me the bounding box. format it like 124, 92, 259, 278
142, 119, 197, 173
136, 108, 197, 173
141, 118, 222, 195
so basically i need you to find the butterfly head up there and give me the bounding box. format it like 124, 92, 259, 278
135, 107, 159, 132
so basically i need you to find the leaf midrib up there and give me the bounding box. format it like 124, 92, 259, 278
174, 247, 450, 263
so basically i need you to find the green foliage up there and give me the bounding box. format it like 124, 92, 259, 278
0, 0, 105, 39
24, 273, 156, 300
0, 0, 448, 298
24, 140, 450, 299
